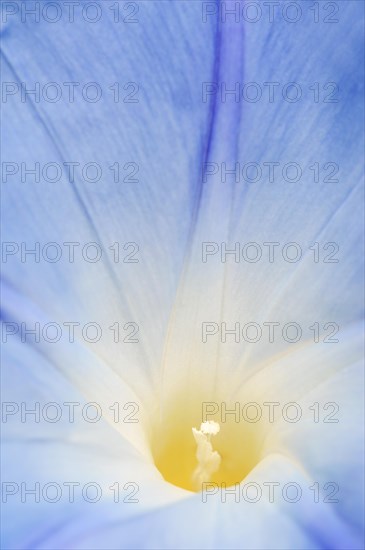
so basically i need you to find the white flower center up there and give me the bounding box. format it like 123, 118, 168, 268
150, 391, 263, 492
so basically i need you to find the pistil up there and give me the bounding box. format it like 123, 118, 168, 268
192, 421, 221, 490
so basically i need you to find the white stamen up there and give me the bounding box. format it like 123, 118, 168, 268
192, 421, 221, 489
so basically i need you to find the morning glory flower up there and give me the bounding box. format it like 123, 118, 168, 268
1, 1, 364, 549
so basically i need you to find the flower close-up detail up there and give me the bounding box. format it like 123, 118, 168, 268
1, 1, 364, 549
